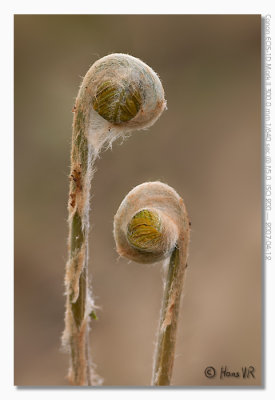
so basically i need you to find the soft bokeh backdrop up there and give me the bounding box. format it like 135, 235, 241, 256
14, 15, 261, 386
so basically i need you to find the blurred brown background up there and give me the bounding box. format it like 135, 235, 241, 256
14, 15, 261, 386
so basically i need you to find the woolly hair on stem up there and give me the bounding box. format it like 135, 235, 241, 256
113, 182, 190, 386
62, 54, 166, 386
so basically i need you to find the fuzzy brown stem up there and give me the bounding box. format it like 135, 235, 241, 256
152, 240, 189, 386
63, 83, 97, 385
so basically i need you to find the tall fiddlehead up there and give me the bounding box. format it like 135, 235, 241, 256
62, 54, 166, 385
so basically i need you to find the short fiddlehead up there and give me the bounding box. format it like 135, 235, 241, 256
113, 181, 190, 386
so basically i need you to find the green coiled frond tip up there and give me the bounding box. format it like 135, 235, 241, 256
92, 80, 142, 124
127, 209, 162, 251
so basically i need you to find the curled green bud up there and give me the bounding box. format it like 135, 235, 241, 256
81, 53, 166, 148
92, 80, 142, 124
127, 209, 162, 251
113, 182, 187, 264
